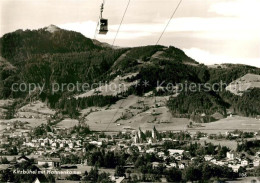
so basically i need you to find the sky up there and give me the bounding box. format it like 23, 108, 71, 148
0, 0, 260, 67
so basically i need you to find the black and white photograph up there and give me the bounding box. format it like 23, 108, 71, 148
0, 0, 260, 182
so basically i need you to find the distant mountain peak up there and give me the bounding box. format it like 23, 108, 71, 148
44, 24, 61, 33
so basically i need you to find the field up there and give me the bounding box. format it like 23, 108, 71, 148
1, 98, 260, 134
226, 73, 260, 96
198, 138, 238, 150
53, 164, 115, 180
0, 99, 13, 108
75, 73, 138, 98
0, 118, 48, 133
18, 100, 56, 116
227, 177, 260, 183
56, 118, 79, 128
190, 116, 260, 134
80, 95, 189, 132
0, 100, 53, 132
66, 164, 114, 175
80, 93, 260, 133
0, 99, 13, 119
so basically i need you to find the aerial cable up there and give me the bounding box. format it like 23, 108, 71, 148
104, 0, 131, 132
104, 99, 124, 132
112, 0, 131, 46
93, 21, 100, 39
151, 0, 182, 129
156, 0, 182, 45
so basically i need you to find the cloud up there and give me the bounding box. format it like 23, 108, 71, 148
59, 15, 260, 66
123, 13, 256, 34
60, 15, 260, 40
183, 48, 260, 68
58, 21, 152, 40
4, 0, 257, 68
59, 21, 97, 39
99, 31, 152, 40
209, 0, 260, 18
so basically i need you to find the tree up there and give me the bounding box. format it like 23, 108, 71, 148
47, 174, 55, 183
255, 165, 260, 176
134, 156, 145, 168
238, 166, 246, 174
88, 166, 99, 182
0, 157, 9, 164
104, 151, 116, 168
131, 174, 139, 182
115, 165, 125, 177
217, 145, 229, 160
11, 157, 17, 163
9, 146, 18, 155
82, 170, 88, 181
98, 172, 113, 183
165, 167, 182, 182
201, 163, 212, 180
43, 163, 49, 168
66, 174, 81, 181
184, 166, 202, 182
1, 169, 14, 182
126, 169, 131, 179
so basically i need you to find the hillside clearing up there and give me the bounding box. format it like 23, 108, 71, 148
226, 73, 260, 96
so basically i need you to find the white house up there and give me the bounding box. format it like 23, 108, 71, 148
110, 176, 125, 183
204, 155, 213, 161
68, 142, 74, 148
162, 138, 172, 141
152, 162, 160, 168
253, 159, 260, 167
227, 151, 236, 160
168, 149, 184, 156
51, 142, 58, 147
24, 142, 35, 147
167, 162, 177, 168
241, 160, 248, 167
40, 142, 45, 146
38, 158, 61, 168
147, 138, 153, 144
89, 141, 102, 146
158, 151, 165, 159
146, 148, 155, 154
59, 143, 65, 148
179, 163, 185, 169
228, 164, 241, 172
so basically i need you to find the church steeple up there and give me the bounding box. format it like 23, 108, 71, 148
152, 126, 157, 139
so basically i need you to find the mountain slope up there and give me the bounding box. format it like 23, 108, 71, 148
0, 56, 18, 98
0, 25, 101, 63
226, 73, 260, 96
0, 25, 260, 122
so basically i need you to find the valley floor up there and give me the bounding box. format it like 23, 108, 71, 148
1, 99, 260, 134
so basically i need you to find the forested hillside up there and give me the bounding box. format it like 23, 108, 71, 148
0, 27, 100, 63
0, 26, 260, 122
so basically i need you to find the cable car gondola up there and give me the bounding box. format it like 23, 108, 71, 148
99, 3, 108, 34
99, 18, 108, 34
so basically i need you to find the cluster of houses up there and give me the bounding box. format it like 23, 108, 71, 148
226, 151, 260, 172
197, 150, 260, 173
14, 110, 54, 119
0, 119, 260, 183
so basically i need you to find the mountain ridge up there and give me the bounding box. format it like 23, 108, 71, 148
0, 25, 259, 68
0, 25, 260, 123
